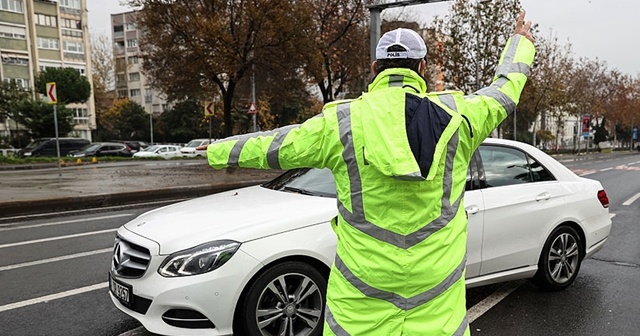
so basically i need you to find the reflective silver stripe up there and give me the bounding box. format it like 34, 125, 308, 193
336, 103, 365, 220
476, 86, 516, 114
335, 254, 466, 310
229, 137, 249, 166
439, 94, 458, 112
336, 132, 461, 249
266, 124, 298, 169
389, 74, 404, 87
224, 126, 300, 167
453, 315, 469, 336
325, 304, 350, 336
495, 35, 520, 78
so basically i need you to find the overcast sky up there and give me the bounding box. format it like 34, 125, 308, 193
87, 0, 640, 76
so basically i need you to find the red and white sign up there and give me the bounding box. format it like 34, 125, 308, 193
46, 82, 57, 105
247, 102, 257, 115
204, 101, 214, 116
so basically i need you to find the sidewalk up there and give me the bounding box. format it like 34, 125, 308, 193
0, 161, 282, 219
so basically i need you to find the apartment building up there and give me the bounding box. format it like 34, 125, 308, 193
111, 10, 168, 116
0, 0, 95, 140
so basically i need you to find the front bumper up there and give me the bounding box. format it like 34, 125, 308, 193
110, 230, 262, 336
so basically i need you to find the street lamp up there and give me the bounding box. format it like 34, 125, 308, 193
145, 87, 154, 145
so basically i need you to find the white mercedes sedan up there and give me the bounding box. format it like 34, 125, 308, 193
109, 138, 612, 336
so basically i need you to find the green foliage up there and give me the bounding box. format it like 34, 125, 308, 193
593, 118, 609, 145
156, 99, 210, 143
13, 99, 75, 138
0, 81, 30, 120
35, 67, 91, 104
100, 99, 149, 140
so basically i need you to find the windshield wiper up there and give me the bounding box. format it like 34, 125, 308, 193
283, 186, 316, 196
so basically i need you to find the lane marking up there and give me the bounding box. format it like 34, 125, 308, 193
0, 248, 112, 272
600, 167, 613, 172
0, 282, 108, 313
623, 193, 640, 206
468, 281, 522, 323
0, 229, 117, 249
0, 214, 133, 231
610, 213, 616, 219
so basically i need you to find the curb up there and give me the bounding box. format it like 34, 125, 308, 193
0, 180, 269, 219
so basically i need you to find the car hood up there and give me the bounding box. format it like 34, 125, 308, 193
123, 185, 337, 255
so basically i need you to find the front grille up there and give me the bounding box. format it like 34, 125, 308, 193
162, 309, 216, 329
112, 236, 151, 278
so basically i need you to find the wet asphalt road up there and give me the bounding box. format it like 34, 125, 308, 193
0, 153, 639, 335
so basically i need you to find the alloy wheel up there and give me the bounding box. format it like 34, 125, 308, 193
547, 232, 580, 284
255, 272, 323, 336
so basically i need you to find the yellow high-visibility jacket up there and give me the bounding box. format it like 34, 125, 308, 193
208, 35, 535, 335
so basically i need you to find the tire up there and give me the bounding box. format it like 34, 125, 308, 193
235, 261, 326, 336
532, 226, 583, 291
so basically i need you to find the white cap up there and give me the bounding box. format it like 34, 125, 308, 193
375, 28, 427, 60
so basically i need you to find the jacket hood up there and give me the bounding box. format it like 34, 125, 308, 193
358, 69, 428, 180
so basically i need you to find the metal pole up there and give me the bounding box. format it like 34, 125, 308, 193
53, 104, 61, 177
149, 112, 154, 145
251, 62, 257, 133
209, 116, 213, 142
370, 7, 381, 65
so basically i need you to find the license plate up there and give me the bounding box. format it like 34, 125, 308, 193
109, 273, 132, 306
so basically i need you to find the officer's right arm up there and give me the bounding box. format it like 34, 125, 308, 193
206, 113, 336, 170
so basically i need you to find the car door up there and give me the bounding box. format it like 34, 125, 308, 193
477, 144, 567, 276
464, 153, 484, 278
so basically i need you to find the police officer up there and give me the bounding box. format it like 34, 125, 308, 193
207, 11, 535, 336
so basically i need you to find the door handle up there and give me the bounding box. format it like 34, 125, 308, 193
535, 193, 551, 202
466, 206, 480, 215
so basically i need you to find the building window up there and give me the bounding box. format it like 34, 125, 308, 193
127, 56, 139, 64
125, 23, 136, 31
34, 14, 57, 27
1, 54, 29, 66
62, 29, 82, 38
39, 64, 60, 72
63, 41, 84, 53
0, 24, 26, 39
61, 18, 82, 30
59, 0, 80, 9
37, 37, 59, 50
116, 74, 126, 83
71, 107, 89, 125
3, 77, 29, 89
117, 90, 128, 98
126, 39, 137, 48
129, 72, 140, 82
130, 89, 141, 97
0, 0, 23, 13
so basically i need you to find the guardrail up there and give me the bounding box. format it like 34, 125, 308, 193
1, 149, 18, 156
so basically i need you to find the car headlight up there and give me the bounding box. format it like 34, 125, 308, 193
158, 240, 240, 277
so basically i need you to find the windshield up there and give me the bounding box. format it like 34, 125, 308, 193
143, 145, 161, 152
80, 144, 101, 152
24, 140, 45, 149
185, 140, 204, 148
263, 168, 336, 198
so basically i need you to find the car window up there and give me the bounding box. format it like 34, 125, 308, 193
528, 156, 556, 182
479, 146, 532, 187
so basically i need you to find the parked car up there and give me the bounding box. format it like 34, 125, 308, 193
180, 138, 212, 158
109, 138, 612, 336
68, 142, 132, 158
111, 140, 149, 153
133, 145, 182, 160
17, 138, 90, 157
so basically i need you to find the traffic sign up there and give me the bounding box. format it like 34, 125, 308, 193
204, 101, 214, 116
581, 114, 591, 138
46, 82, 57, 105
248, 102, 257, 115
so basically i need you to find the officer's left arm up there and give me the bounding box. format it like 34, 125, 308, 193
207, 114, 333, 170
461, 11, 536, 148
